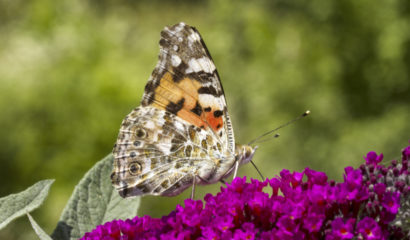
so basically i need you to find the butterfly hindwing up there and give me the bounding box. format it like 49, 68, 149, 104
112, 106, 217, 197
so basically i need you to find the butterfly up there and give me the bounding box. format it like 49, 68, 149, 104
111, 22, 257, 198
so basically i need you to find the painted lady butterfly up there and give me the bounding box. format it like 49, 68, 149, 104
111, 22, 257, 198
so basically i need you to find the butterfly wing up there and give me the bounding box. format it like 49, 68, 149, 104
112, 23, 236, 197
141, 22, 235, 153
112, 106, 217, 197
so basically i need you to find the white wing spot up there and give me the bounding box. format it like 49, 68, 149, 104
188, 32, 200, 43
174, 121, 185, 132
171, 55, 182, 67
173, 45, 179, 51
145, 121, 155, 129
167, 23, 185, 35
197, 57, 215, 73
186, 57, 215, 74
157, 143, 171, 155
198, 94, 224, 108
186, 58, 202, 73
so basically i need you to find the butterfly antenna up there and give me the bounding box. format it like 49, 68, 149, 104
248, 110, 310, 145
251, 133, 280, 144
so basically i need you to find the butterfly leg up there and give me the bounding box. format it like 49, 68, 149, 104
191, 175, 219, 199
232, 160, 240, 179
191, 175, 197, 199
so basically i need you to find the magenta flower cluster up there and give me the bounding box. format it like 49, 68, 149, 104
82, 145, 410, 240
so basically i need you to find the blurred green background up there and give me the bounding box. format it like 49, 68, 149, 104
1, 0, 409, 239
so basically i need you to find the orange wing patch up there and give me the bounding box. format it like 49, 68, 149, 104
151, 72, 200, 112
203, 108, 224, 132
150, 72, 223, 132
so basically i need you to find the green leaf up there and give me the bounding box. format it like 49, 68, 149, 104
0, 179, 54, 230
51, 154, 140, 240
27, 213, 53, 240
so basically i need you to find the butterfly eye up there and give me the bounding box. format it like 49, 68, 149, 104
128, 162, 142, 175
244, 147, 252, 158
133, 141, 141, 147
136, 128, 147, 138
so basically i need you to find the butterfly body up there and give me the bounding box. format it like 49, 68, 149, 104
111, 23, 257, 197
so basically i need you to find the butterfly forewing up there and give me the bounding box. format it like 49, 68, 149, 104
112, 22, 237, 197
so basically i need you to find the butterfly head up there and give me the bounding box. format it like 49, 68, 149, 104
235, 144, 258, 167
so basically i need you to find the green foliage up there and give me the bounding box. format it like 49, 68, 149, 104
0, 180, 54, 231
51, 154, 140, 240
0, 155, 140, 240
27, 213, 52, 240
0, 0, 409, 239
